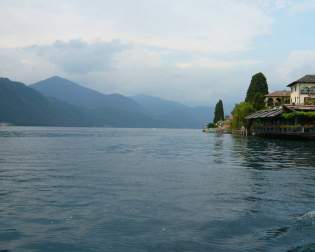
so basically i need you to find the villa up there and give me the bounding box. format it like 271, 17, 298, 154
288, 75, 315, 105
246, 75, 315, 139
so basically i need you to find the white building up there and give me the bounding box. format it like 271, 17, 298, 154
288, 75, 315, 105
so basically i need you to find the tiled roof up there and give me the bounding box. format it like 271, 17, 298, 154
287, 75, 315, 87
245, 108, 283, 119
265, 90, 290, 97
284, 105, 315, 111
245, 105, 315, 120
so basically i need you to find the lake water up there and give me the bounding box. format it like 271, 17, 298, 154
1, 127, 315, 252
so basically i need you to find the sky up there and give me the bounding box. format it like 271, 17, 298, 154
1, 0, 315, 107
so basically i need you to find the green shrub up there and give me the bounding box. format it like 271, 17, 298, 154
282, 111, 315, 120
231, 102, 255, 129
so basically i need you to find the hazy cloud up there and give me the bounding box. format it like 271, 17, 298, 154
0, 0, 272, 53
0, 39, 259, 105
175, 59, 260, 70
27, 39, 128, 74
278, 50, 315, 82
0, 0, 314, 106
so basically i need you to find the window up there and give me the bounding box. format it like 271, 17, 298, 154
267, 98, 274, 107
275, 98, 281, 106
304, 97, 315, 105
301, 86, 309, 95
310, 86, 315, 95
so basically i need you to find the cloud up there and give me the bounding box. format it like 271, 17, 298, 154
277, 50, 315, 82
26, 39, 129, 74
0, 0, 272, 53
175, 59, 260, 70
0, 47, 57, 83
0, 39, 259, 105
1, 1, 314, 106
0, 39, 128, 82
253, 0, 315, 11
280, 0, 315, 12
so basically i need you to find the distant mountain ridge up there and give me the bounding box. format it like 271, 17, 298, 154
31, 76, 212, 128
131, 94, 188, 116
0, 77, 85, 126
0, 78, 164, 127
132, 94, 213, 128
31, 76, 144, 113
0, 76, 212, 128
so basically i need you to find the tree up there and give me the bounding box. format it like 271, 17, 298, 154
245, 72, 268, 110
213, 99, 224, 124
207, 122, 215, 128
230, 102, 255, 129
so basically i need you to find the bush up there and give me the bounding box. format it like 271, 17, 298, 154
207, 122, 216, 128
231, 102, 255, 129
282, 111, 315, 120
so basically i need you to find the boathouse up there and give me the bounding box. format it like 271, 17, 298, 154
246, 105, 315, 139
245, 75, 315, 139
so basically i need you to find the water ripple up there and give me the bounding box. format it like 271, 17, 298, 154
1, 127, 315, 251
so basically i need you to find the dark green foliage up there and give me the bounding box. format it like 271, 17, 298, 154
213, 100, 224, 124
245, 73, 269, 110
207, 122, 216, 128
282, 111, 315, 120
230, 102, 255, 129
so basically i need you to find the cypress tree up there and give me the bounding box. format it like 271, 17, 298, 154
245, 72, 268, 110
213, 99, 224, 124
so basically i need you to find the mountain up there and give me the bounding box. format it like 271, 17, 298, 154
131, 95, 213, 128
0, 77, 85, 126
131, 94, 188, 116
31, 76, 144, 113
31, 77, 212, 128
0, 78, 164, 127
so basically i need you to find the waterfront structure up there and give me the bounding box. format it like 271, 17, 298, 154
245, 75, 315, 139
246, 105, 315, 139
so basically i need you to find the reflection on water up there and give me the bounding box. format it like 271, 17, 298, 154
0, 127, 315, 252
233, 135, 315, 169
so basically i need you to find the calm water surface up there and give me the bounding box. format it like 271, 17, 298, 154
1, 127, 315, 252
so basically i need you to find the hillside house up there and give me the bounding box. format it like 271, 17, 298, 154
288, 75, 315, 105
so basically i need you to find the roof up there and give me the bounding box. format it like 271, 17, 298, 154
245, 108, 283, 120
245, 105, 315, 120
265, 90, 290, 97
287, 75, 315, 87
284, 105, 315, 111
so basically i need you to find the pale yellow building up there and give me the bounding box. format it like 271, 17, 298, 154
287, 75, 315, 105
265, 90, 290, 108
